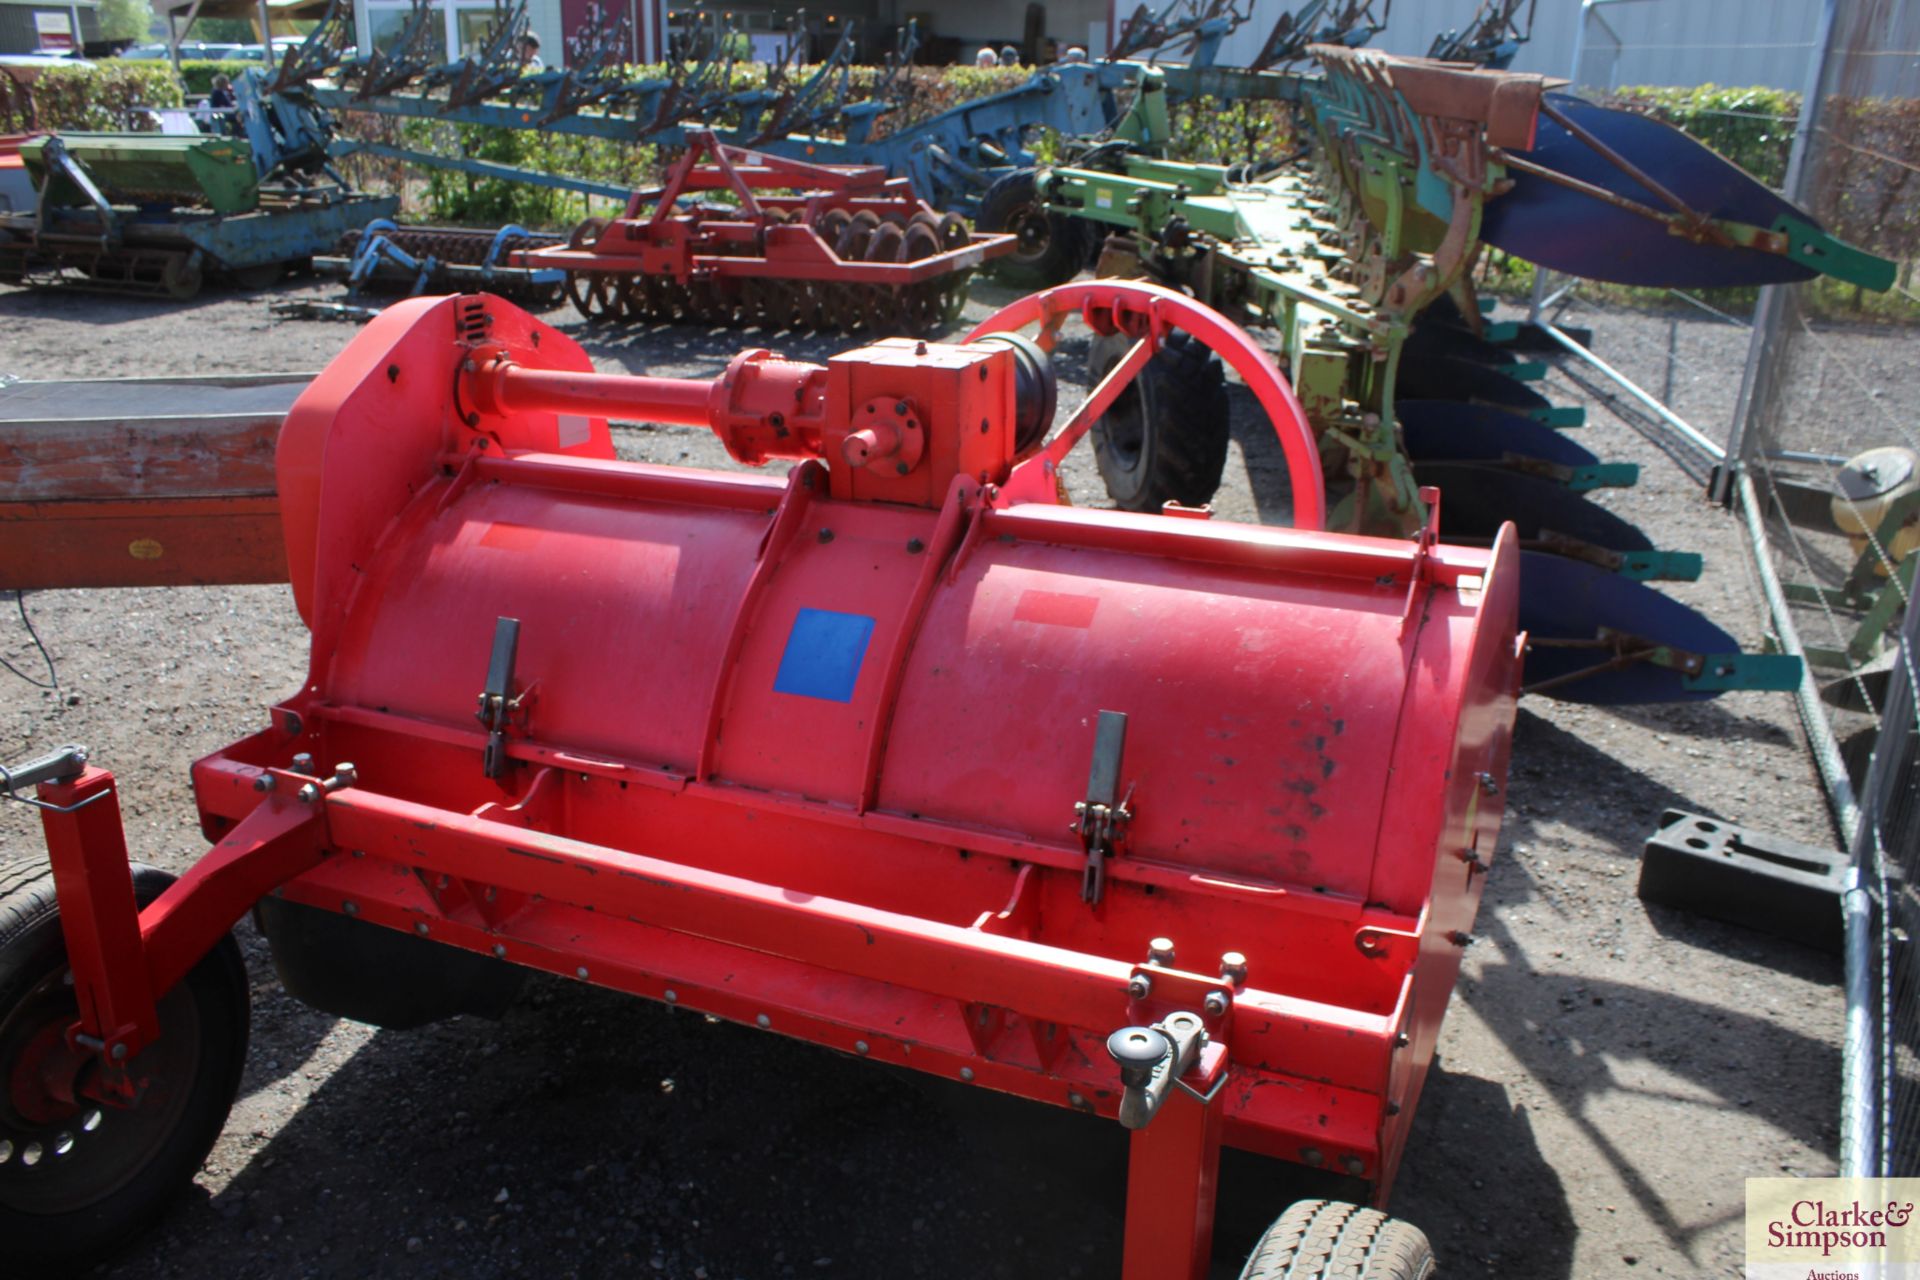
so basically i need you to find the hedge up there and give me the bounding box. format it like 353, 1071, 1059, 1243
0, 63, 182, 132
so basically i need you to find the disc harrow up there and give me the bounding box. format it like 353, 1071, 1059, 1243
519, 132, 1011, 337
313, 222, 566, 309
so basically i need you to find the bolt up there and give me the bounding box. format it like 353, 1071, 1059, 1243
960, 1067, 975, 1082
331, 763, 357, 788
110, 1042, 128, 1061
252, 773, 276, 793
895, 462, 910, 476
854, 1040, 870, 1055
575, 967, 589, 980
1068, 1092, 1088, 1109
1148, 937, 1175, 966
1220, 951, 1248, 985
291, 752, 314, 774
1395, 1032, 1410, 1048
1476, 771, 1499, 796
663, 988, 679, 1003
1203, 991, 1230, 1018
756, 1014, 771, 1029
818, 528, 834, 543
297, 783, 321, 804
1385, 1101, 1401, 1116
914, 341, 928, 356
906, 538, 925, 554
342, 900, 358, 916
894, 400, 909, 415
1448, 930, 1475, 947
1341, 1155, 1365, 1176
1127, 973, 1153, 1001
414, 922, 429, 936
1300, 1147, 1325, 1167
492, 944, 507, 958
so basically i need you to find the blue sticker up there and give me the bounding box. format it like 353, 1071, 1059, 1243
773, 608, 876, 703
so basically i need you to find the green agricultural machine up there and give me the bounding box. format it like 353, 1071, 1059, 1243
0, 73, 395, 298
1017, 45, 1895, 703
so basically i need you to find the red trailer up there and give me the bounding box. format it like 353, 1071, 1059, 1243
518, 130, 1016, 334
0, 282, 1520, 1278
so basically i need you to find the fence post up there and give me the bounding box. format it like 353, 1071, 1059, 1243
1716, 0, 1841, 503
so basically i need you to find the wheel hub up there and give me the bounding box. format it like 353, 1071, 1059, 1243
7, 1015, 86, 1125
0, 967, 202, 1215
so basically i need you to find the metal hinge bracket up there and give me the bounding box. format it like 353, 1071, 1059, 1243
1074, 709, 1134, 906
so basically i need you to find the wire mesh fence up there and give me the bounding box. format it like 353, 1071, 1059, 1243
1734, 0, 1920, 1177
1519, 0, 1920, 1175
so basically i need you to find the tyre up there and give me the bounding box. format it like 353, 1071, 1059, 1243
1086, 328, 1231, 512
1240, 1200, 1437, 1280
227, 260, 284, 291
977, 169, 1088, 289
160, 254, 203, 301
0, 859, 250, 1275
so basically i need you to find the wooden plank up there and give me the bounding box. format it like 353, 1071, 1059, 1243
0, 497, 287, 589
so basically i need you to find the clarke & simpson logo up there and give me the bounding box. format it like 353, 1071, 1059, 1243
1747, 1178, 1920, 1279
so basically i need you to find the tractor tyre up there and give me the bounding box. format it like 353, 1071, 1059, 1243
0, 859, 250, 1276
1239, 1200, 1438, 1280
1086, 328, 1231, 513
978, 169, 1088, 289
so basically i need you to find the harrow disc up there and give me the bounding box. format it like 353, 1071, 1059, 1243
866, 222, 906, 267
834, 210, 881, 262
815, 208, 851, 245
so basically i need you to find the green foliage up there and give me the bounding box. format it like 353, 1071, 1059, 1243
176, 60, 258, 96
394, 118, 656, 227
97, 0, 153, 43
1604, 83, 1798, 187
1167, 95, 1293, 167
190, 17, 260, 42
0, 63, 183, 132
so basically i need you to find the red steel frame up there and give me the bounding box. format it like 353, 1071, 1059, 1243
26, 288, 1521, 1279
517, 129, 1016, 286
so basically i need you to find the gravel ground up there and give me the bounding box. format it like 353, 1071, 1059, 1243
0, 272, 1871, 1279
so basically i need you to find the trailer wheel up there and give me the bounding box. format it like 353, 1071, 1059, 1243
1240, 1200, 1437, 1280
1086, 328, 1231, 512
0, 860, 249, 1274
978, 169, 1087, 289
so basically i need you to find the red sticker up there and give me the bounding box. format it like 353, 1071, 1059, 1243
1014, 589, 1098, 628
